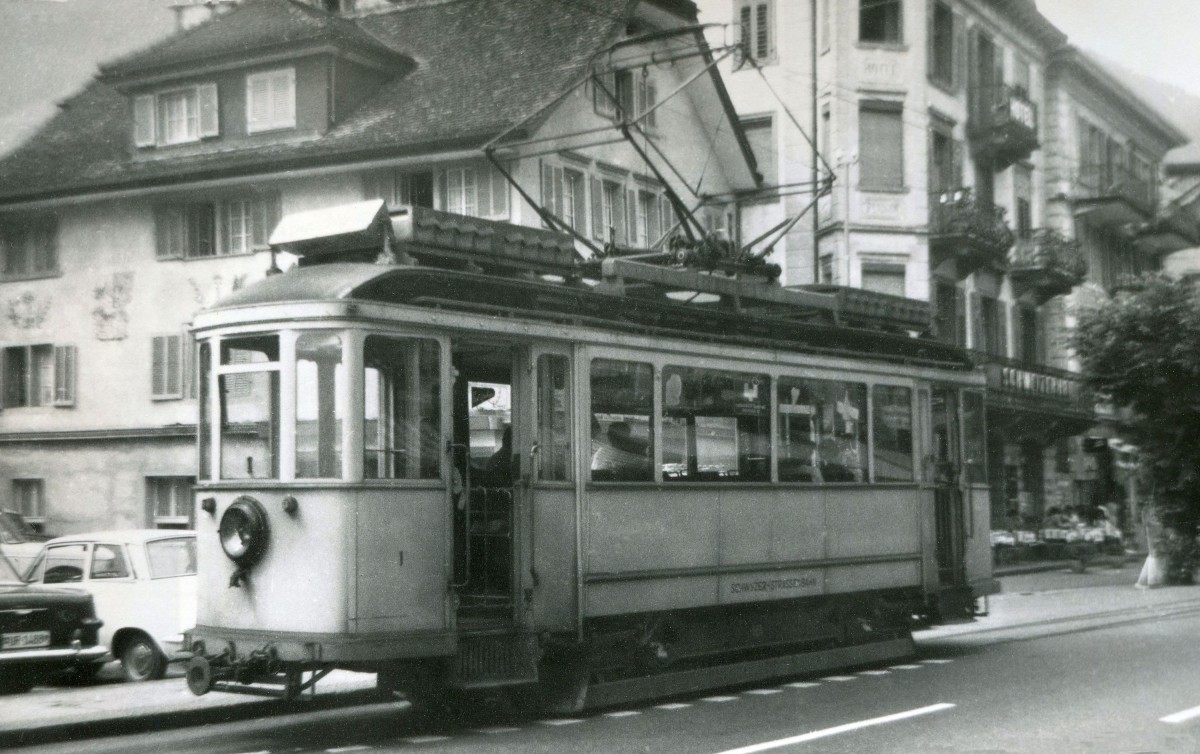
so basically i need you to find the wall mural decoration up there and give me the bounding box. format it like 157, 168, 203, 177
189, 273, 247, 313
5, 291, 51, 330
93, 271, 134, 341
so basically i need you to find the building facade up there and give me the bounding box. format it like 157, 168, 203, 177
696, 0, 1192, 543
0, 0, 758, 534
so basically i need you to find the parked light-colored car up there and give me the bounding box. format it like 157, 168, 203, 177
24, 530, 196, 681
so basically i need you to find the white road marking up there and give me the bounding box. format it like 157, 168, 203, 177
234, 751, 271, 754
473, 726, 522, 734
743, 688, 784, 695
402, 736, 450, 744
784, 681, 819, 688
858, 670, 890, 676
889, 664, 922, 670
820, 675, 856, 682
326, 746, 372, 753
604, 710, 642, 718
920, 659, 953, 664
710, 703, 957, 754
657, 702, 693, 710
704, 695, 739, 703
1161, 704, 1200, 724
538, 718, 585, 726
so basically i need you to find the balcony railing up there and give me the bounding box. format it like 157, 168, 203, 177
969, 84, 1039, 167
929, 188, 1015, 275
1074, 164, 1156, 224
1008, 229, 1087, 303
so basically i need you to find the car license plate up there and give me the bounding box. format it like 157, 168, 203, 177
1, 631, 50, 650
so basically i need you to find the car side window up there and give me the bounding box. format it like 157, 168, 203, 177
37, 544, 88, 584
90, 544, 130, 580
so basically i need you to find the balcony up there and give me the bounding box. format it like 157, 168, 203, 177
1135, 205, 1199, 256
1073, 164, 1156, 230
1008, 229, 1087, 304
928, 188, 1015, 277
968, 85, 1039, 168
973, 352, 1095, 438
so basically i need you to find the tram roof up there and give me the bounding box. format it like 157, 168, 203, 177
208, 262, 974, 371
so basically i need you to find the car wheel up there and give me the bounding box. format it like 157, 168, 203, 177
121, 634, 167, 682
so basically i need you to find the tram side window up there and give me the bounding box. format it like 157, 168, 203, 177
589, 359, 653, 482
662, 366, 770, 482
364, 336, 441, 480
777, 378, 867, 483
296, 332, 344, 479
872, 385, 914, 482
219, 335, 279, 480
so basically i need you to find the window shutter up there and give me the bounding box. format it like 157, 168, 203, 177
661, 195, 674, 237
540, 161, 554, 223
969, 292, 983, 351
273, 69, 295, 127
926, 1, 936, 84
998, 301, 1010, 358
198, 83, 219, 138
951, 139, 964, 190
737, 4, 751, 67
954, 287, 967, 347
53, 345, 75, 406
755, 2, 770, 60
463, 168, 478, 217
859, 107, 903, 190
553, 167, 565, 222
644, 80, 657, 128
182, 332, 197, 400
591, 177, 604, 241
134, 94, 156, 147
248, 76, 270, 131
614, 187, 627, 245
952, 12, 966, 91
154, 206, 181, 259
152, 336, 166, 397
594, 73, 616, 117
625, 189, 637, 245
490, 167, 509, 218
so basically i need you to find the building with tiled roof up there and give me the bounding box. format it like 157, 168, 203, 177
0, 0, 757, 533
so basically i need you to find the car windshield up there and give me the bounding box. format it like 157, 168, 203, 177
0, 550, 25, 584
147, 537, 197, 578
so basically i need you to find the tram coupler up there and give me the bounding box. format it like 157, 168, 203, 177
187, 642, 321, 699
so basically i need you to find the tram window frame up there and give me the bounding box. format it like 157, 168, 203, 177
589, 358, 654, 483
362, 335, 442, 481
871, 384, 915, 482
661, 365, 770, 483
776, 377, 867, 483
217, 334, 280, 481
536, 354, 572, 483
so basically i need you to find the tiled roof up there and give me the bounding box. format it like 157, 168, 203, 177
100, 0, 405, 79
0, 0, 650, 203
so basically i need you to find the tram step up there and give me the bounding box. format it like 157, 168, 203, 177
453, 633, 539, 688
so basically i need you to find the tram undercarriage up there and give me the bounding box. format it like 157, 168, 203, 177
186, 588, 923, 711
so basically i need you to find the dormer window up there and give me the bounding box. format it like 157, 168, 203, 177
133, 84, 219, 147
246, 68, 297, 133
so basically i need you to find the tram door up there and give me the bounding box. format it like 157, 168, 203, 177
451, 341, 523, 625
930, 387, 967, 586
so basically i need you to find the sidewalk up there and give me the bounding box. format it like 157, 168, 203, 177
2, 563, 1193, 748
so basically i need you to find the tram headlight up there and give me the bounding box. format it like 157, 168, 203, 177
218, 496, 269, 566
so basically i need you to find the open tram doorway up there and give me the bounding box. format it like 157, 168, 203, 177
451, 340, 521, 626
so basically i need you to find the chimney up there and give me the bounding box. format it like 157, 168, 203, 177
169, 0, 241, 31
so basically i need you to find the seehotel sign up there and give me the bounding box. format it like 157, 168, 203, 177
985, 363, 1081, 403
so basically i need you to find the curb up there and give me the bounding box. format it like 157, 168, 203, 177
993, 554, 1139, 578
0, 687, 384, 750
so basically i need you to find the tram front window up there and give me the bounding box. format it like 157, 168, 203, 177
364, 336, 441, 480
219, 335, 280, 480
296, 332, 344, 479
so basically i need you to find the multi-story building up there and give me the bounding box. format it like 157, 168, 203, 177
0, 0, 758, 534
697, 0, 1191, 537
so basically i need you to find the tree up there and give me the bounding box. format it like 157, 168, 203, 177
1074, 273, 1200, 583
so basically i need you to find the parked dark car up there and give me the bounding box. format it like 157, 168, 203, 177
0, 549, 106, 694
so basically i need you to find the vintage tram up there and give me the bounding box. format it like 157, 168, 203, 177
184, 200, 995, 710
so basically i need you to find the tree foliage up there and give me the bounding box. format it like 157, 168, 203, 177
1075, 274, 1200, 578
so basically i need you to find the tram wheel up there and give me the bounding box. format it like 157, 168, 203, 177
534, 653, 590, 715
